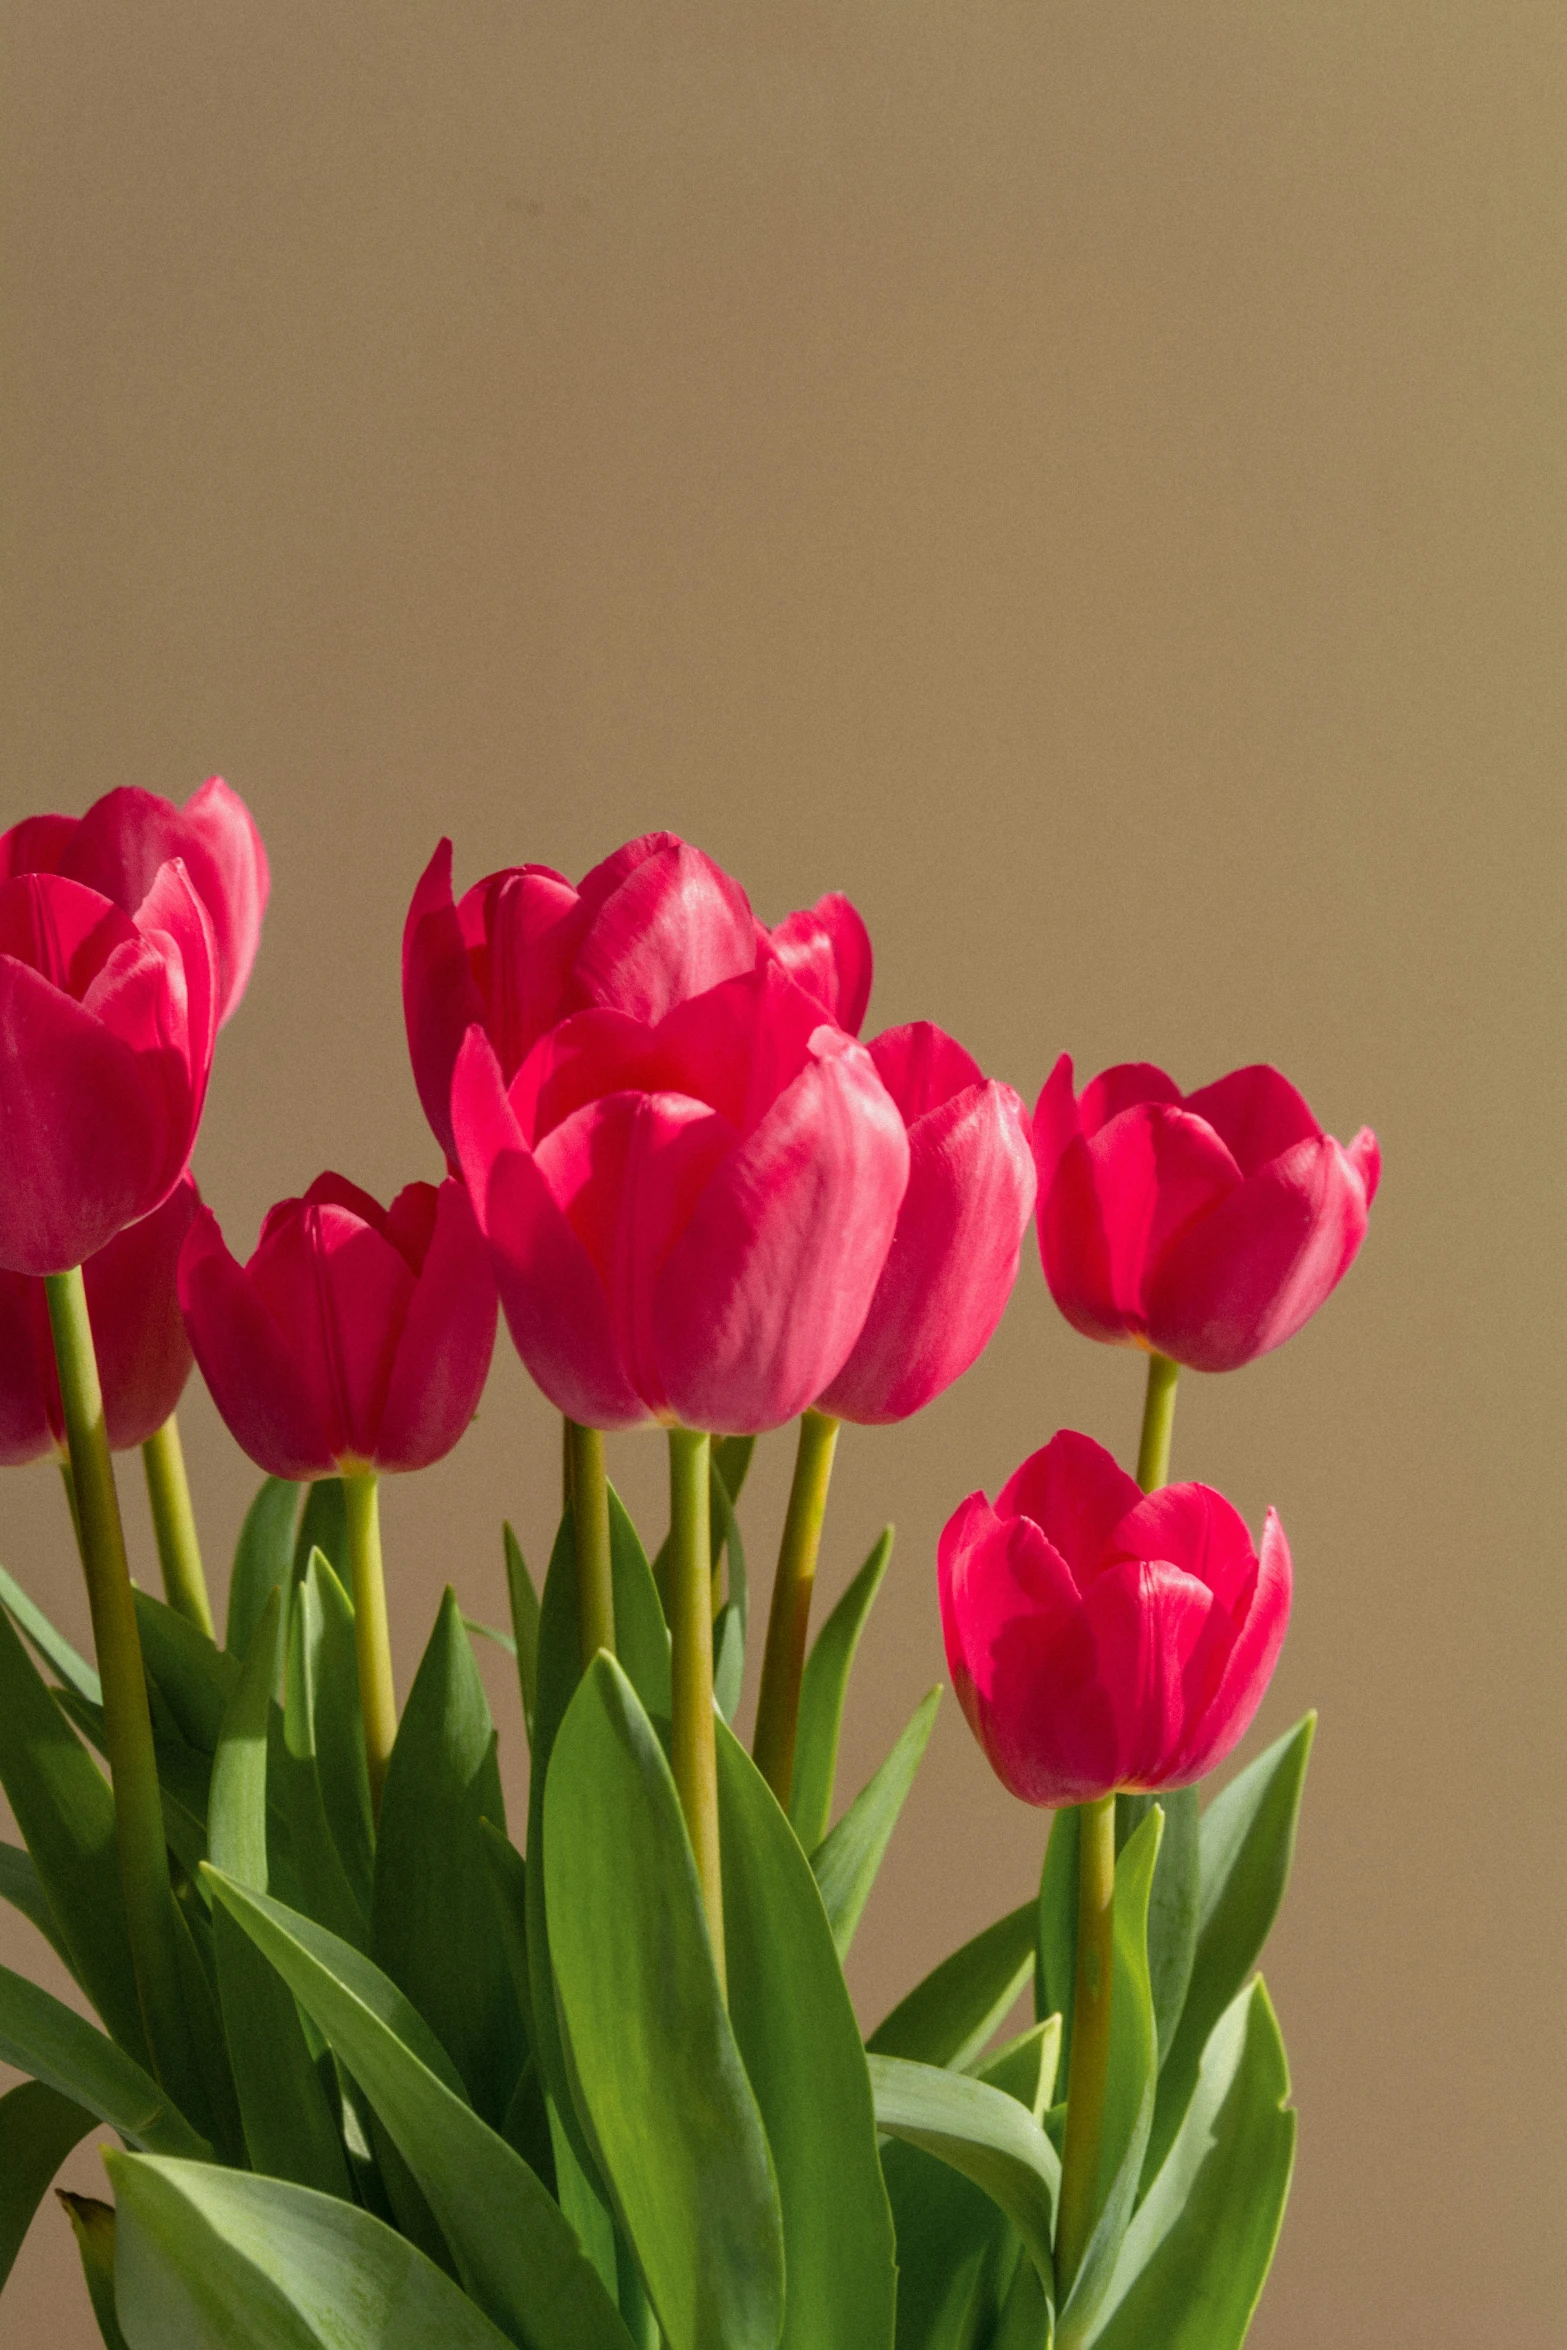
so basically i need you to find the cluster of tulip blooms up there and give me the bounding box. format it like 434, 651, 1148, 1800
0, 782, 1377, 2350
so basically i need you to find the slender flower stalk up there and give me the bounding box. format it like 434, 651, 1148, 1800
668, 1426, 725, 1995
42, 1266, 198, 2103
566, 1420, 615, 1667
1055, 1790, 1117, 2296
752, 1409, 840, 1807
141, 1414, 214, 1637
342, 1470, 398, 1817
1135, 1349, 1180, 1494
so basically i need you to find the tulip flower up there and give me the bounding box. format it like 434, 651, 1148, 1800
178, 1173, 497, 1481
816, 1023, 1036, 1423
0, 1178, 198, 1467
0, 779, 269, 1026
938, 1429, 1291, 1809
451, 961, 911, 1435
0, 864, 218, 1275
1032, 1056, 1381, 1373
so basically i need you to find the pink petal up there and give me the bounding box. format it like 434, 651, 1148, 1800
0, 1272, 57, 1464
247, 1199, 417, 1465
1162, 1509, 1292, 1784
1081, 1555, 1219, 1788
470, 864, 581, 1079
179, 1205, 336, 1479
1029, 1054, 1082, 1200
402, 840, 486, 1159
653, 963, 824, 1133
1179, 1064, 1321, 1176
867, 1022, 985, 1121
0, 872, 136, 997
87, 1177, 198, 1451
380, 1181, 441, 1274
298, 1170, 401, 1235
653, 1036, 910, 1433
1146, 1133, 1372, 1371
1346, 1126, 1381, 1206
376, 1178, 497, 1470
508, 1008, 665, 1146
571, 836, 757, 1025
818, 1078, 1035, 1424
0, 813, 77, 883
1041, 1104, 1241, 1347
0, 954, 158, 1273
1077, 1062, 1182, 1138
997, 1430, 1144, 1587
130, 859, 219, 1197
63, 783, 265, 1027
766, 892, 873, 1034
1107, 1480, 1261, 1614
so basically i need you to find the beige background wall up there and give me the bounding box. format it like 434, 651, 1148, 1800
2, 5, 1563, 2342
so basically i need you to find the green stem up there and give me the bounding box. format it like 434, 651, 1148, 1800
1135, 1350, 1180, 1493
342, 1470, 398, 1818
668, 1427, 725, 1996
751, 1409, 840, 1808
1055, 1790, 1117, 2296
141, 1414, 214, 1637
43, 1267, 195, 2099
565, 1420, 615, 1667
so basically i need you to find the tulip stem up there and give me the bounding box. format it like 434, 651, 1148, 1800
342, 1470, 398, 1818
752, 1408, 840, 1808
1055, 1789, 1118, 2297
42, 1267, 200, 2109
141, 1415, 214, 1638
565, 1420, 615, 1667
668, 1427, 725, 1997
1135, 1350, 1180, 1493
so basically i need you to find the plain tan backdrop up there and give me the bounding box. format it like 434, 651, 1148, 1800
2, 4, 1563, 2343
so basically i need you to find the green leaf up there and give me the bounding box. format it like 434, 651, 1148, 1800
109, 2153, 518, 2350
0, 1605, 146, 2061
372, 1588, 525, 2129
0, 1839, 72, 1969
868, 1900, 1037, 2071
712, 1602, 746, 1721
880, 2136, 1015, 2350
59, 2192, 132, 2349
789, 1528, 893, 1852
206, 1871, 633, 2350
1117, 1783, 1200, 2065
226, 1477, 301, 1661
1036, 1805, 1079, 2058
273, 1573, 368, 1949
869, 2053, 1059, 2308
1079, 1981, 1295, 2350
990, 2248, 1052, 2350
714, 1714, 896, 2350
133, 1590, 240, 1754
977, 2017, 1062, 2121
1056, 1809, 1163, 2350
292, 1479, 348, 1587
1144, 1715, 1314, 2186
0, 1962, 208, 2155
0, 1561, 101, 1703
502, 1524, 540, 1744
712, 1433, 757, 1509
544, 1654, 785, 2350
811, 1686, 940, 1957
605, 1487, 672, 1716
0, 2081, 97, 2288
294, 1555, 374, 1917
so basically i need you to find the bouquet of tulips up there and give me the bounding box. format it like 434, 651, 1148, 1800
0, 786, 1379, 2350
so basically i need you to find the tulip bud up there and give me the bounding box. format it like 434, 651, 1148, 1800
0, 863, 218, 1275
939, 1430, 1291, 1808
0, 1179, 198, 1466
816, 1023, 1036, 1424
1032, 1056, 1381, 1373
178, 1174, 497, 1480
452, 962, 911, 1435
0, 779, 269, 1027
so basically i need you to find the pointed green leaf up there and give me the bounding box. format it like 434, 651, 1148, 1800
1080, 1981, 1295, 2350
880, 2134, 1016, 2350
605, 1487, 672, 1715
273, 1573, 367, 1948
503, 1524, 540, 1743
990, 2248, 1052, 2350
0, 2081, 96, 2288
545, 1654, 785, 2350
1145, 1715, 1314, 2185
60, 2192, 131, 2349
789, 1527, 893, 1851
1036, 1804, 1079, 2057
226, 1477, 301, 1660
715, 1714, 896, 2350
869, 1899, 1037, 2071
295, 1555, 373, 1915
1117, 1783, 1200, 2064
292, 1479, 348, 1587
133, 1591, 239, 1754
0, 1963, 207, 2155
206, 1870, 633, 2350
0, 1839, 71, 1969
0, 1561, 101, 1703
708, 1454, 749, 1642
812, 1685, 940, 1957
978, 2016, 1062, 2121
109, 2153, 517, 2349
869, 2053, 1059, 2307
372, 1587, 525, 2128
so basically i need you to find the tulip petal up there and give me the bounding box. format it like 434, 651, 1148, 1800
1163, 1509, 1292, 1784
131, 859, 219, 1198
1346, 1125, 1381, 1206
653, 963, 823, 1132
403, 840, 488, 1160
0, 954, 158, 1273
1077, 1062, 1182, 1137
246, 1202, 416, 1464
64, 784, 264, 1026
179, 1205, 336, 1479
1146, 1134, 1371, 1372
0, 812, 77, 882
1107, 1479, 1261, 1614
88, 1179, 198, 1451
508, 1008, 665, 1146
767, 892, 873, 1034
654, 1038, 910, 1433
376, 1179, 497, 1470
1180, 1064, 1321, 1176
1081, 1556, 1219, 1789
0, 1273, 57, 1464
997, 1430, 1143, 1588
571, 836, 757, 1025
1029, 1053, 1082, 1200
470, 863, 580, 1078
818, 1079, 1035, 1424
866, 1023, 985, 1121
1042, 1104, 1241, 1347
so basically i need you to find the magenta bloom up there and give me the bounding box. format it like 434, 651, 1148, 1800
0, 864, 218, 1275
0, 780, 269, 1027
816, 1023, 1035, 1424
451, 962, 910, 1434
178, 1175, 497, 1480
0, 1178, 198, 1466
939, 1431, 1291, 1808
760, 892, 873, 1035
1032, 1057, 1381, 1373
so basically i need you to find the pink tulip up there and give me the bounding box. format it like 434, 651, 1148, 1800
0, 1179, 198, 1467
178, 1175, 497, 1480
0, 780, 269, 1027
816, 1022, 1036, 1423
1032, 1057, 1381, 1373
0, 865, 218, 1276
939, 1430, 1291, 1808
451, 961, 911, 1434
760, 892, 873, 1034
